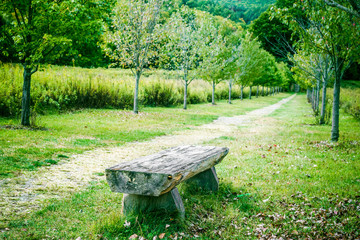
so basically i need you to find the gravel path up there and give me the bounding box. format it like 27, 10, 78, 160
0, 94, 296, 223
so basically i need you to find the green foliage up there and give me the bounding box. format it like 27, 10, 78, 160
233, 32, 265, 87
249, 8, 296, 63
182, 0, 275, 24
52, 0, 116, 68
254, 51, 279, 87
0, 0, 116, 68
103, 0, 163, 70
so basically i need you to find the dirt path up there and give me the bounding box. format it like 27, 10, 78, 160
0, 94, 296, 223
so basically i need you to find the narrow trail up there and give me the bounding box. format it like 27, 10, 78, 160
0, 94, 296, 223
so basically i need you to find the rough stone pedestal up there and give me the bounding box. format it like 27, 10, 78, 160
122, 188, 185, 218
186, 167, 219, 191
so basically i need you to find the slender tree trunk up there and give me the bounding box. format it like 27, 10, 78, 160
21, 68, 32, 126
240, 85, 244, 100
256, 85, 259, 98
267, 87, 269, 96
312, 87, 315, 111
320, 80, 327, 125
212, 80, 215, 105
315, 80, 320, 115
307, 88, 310, 103
331, 73, 341, 142
249, 86, 252, 99
228, 80, 232, 104
133, 71, 141, 114
262, 85, 264, 96
184, 80, 188, 110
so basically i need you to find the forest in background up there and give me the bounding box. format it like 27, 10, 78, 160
182, 0, 275, 24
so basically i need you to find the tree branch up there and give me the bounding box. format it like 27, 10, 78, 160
31, 65, 38, 75
323, 0, 360, 18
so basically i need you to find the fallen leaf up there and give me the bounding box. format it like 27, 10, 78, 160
124, 220, 131, 228
129, 234, 138, 239
159, 233, 165, 239
165, 224, 170, 229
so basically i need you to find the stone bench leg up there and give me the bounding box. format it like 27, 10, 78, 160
122, 187, 185, 218
186, 167, 219, 191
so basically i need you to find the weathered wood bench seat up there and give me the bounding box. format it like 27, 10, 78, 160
106, 145, 229, 217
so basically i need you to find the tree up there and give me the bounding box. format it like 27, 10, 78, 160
0, 0, 86, 126
291, 51, 334, 124
256, 51, 278, 96
196, 14, 229, 105
250, 8, 296, 63
163, 7, 201, 110
103, 0, 163, 114
233, 33, 267, 100
198, 35, 227, 105
275, 0, 360, 141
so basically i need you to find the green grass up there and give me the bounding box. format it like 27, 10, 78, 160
0, 93, 290, 179
1, 94, 359, 239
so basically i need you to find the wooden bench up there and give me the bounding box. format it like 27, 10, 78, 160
106, 145, 229, 217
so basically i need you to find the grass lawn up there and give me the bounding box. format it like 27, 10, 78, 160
1, 94, 359, 239
0, 93, 290, 179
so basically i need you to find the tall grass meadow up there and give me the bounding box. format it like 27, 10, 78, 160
0, 63, 257, 117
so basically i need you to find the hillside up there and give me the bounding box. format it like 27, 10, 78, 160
182, 0, 275, 23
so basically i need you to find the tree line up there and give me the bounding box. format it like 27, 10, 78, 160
0, 0, 290, 126
254, 0, 359, 142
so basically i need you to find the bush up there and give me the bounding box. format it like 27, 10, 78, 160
141, 81, 182, 107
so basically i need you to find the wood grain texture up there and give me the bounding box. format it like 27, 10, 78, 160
106, 145, 229, 196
